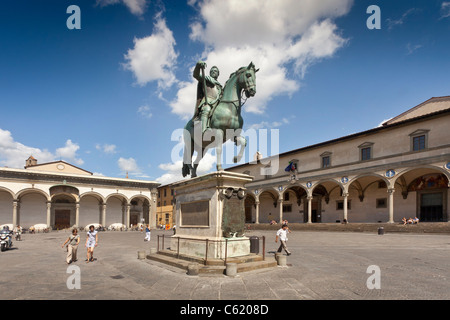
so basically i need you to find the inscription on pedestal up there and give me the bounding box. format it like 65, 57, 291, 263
181, 200, 209, 226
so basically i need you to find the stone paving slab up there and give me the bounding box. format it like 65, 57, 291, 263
0, 228, 449, 300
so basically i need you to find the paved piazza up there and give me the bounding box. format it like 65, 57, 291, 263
1, 228, 449, 300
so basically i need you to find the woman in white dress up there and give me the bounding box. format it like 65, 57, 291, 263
85, 225, 98, 263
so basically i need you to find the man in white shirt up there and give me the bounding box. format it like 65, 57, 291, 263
275, 224, 291, 256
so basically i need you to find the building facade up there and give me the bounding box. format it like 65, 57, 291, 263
226, 96, 450, 224
156, 185, 175, 228
0, 158, 160, 230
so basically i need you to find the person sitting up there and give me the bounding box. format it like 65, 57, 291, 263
402, 217, 407, 225
407, 218, 413, 224
413, 217, 419, 224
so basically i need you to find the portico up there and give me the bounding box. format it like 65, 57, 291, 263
227, 96, 450, 224
0, 159, 159, 230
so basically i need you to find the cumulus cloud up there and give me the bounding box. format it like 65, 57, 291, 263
0, 128, 84, 168
123, 15, 178, 89
96, 0, 148, 16
55, 139, 84, 166
117, 157, 150, 178
169, 0, 353, 118
155, 152, 216, 185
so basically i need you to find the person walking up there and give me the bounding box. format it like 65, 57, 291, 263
62, 228, 80, 264
85, 225, 98, 263
144, 224, 151, 242
275, 224, 291, 256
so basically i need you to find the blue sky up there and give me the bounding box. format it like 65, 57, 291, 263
1, 0, 449, 184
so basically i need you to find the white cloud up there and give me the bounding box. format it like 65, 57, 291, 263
169, 0, 352, 119
55, 139, 84, 166
137, 105, 153, 118
118, 157, 139, 173
0, 129, 84, 168
123, 14, 178, 89
441, 2, 450, 19
406, 43, 422, 55
249, 117, 292, 130
386, 8, 419, 30
96, 143, 117, 154
155, 152, 216, 185
117, 157, 150, 178
96, 0, 148, 16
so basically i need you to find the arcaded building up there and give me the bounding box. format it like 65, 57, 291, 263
0, 157, 159, 230
226, 96, 450, 224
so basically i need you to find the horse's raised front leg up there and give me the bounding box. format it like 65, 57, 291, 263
233, 136, 247, 163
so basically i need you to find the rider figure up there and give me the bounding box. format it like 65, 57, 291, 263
193, 61, 222, 134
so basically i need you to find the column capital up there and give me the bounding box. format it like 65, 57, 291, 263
387, 188, 396, 194
342, 192, 349, 198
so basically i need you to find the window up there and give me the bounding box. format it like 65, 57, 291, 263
322, 156, 330, 168
336, 200, 351, 210
376, 198, 387, 208
358, 142, 373, 161
282, 204, 292, 212
164, 189, 167, 197
262, 164, 273, 179
409, 129, 429, 152
284, 192, 290, 201
378, 181, 387, 189
413, 135, 426, 151
361, 147, 371, 161
320, 152, 332, 168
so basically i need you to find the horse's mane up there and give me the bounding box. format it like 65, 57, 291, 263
224, 66, 247, 89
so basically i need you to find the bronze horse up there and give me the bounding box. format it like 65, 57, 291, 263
182, 62, 258, 178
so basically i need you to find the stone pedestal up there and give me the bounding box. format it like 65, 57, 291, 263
169, 171, 253, 259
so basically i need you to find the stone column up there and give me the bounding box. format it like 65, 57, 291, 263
150, 191, 158, 229
101, 204, 106, 226
126, 204, 131, 228
278, 198, 283, 223
255, 200, 260, 224
307, 196, 312, 223
75, 202, 80, 227
343, 192, 349, 222
12, 200, 19, 227
388, 188, 395, 223
46, 201, 51, 228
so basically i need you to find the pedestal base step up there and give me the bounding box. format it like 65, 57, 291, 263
146, 250, 277, 275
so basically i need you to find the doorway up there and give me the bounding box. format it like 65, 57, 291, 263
420, 192, 444, 222
54, 210, 71, 229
